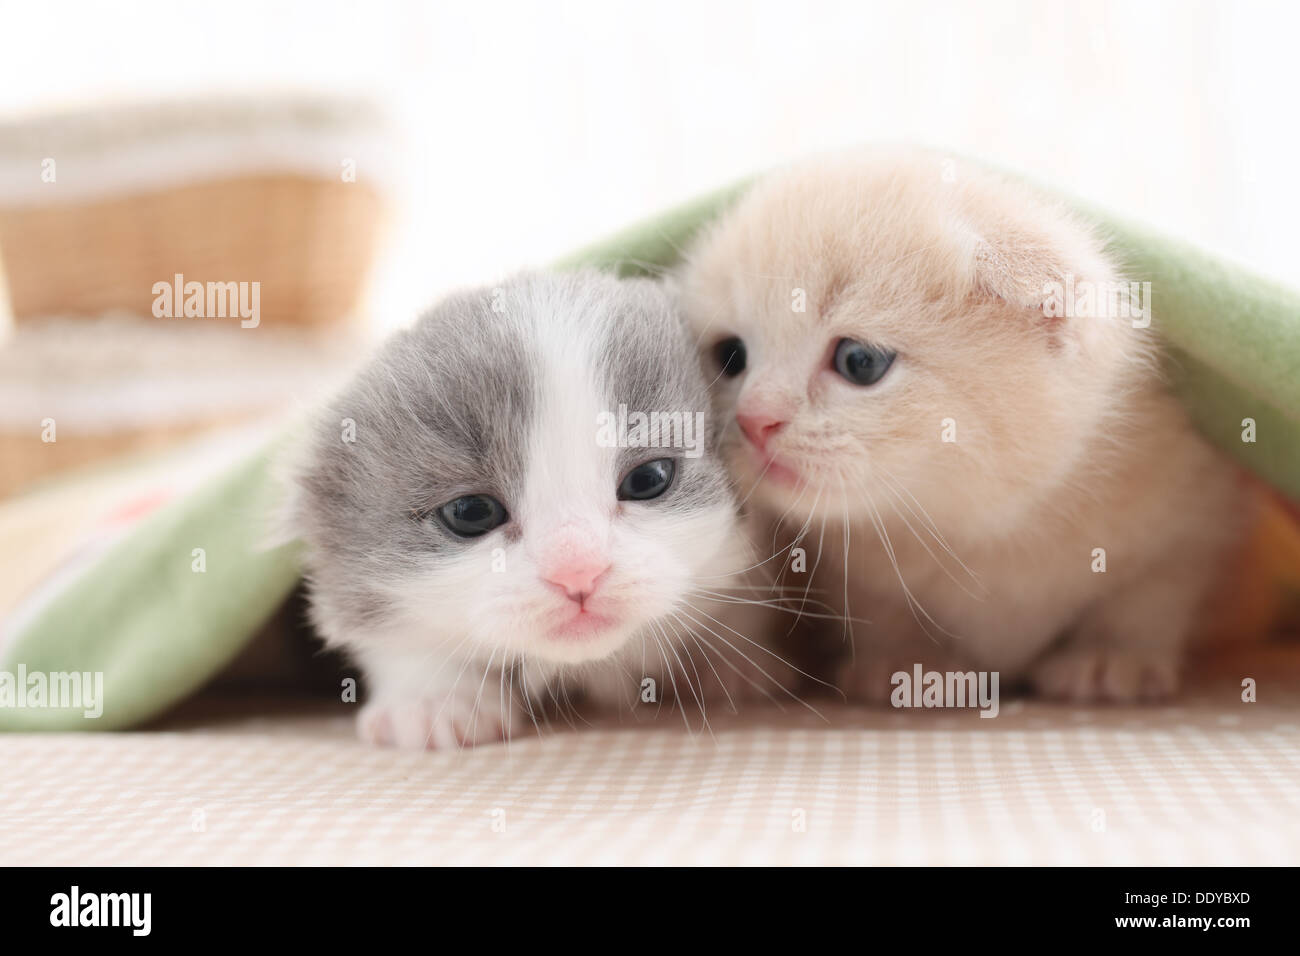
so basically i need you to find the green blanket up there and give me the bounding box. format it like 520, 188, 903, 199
3, 172, 1298, 730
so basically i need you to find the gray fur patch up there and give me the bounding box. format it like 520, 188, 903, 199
289, 271, 733, 638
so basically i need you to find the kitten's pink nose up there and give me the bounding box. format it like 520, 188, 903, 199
737, 412, 787, 453
544, 560, 610, 604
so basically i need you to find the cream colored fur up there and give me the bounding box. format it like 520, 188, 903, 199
677, 148, 1250, 702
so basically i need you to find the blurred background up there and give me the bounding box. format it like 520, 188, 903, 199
2, 0, 1296, 331
1, 0, 1298, 631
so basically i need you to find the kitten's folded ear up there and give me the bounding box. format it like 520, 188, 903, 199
969, 231, 1069, 310
951, 196, 1143, 363
951, 201, 1118, 315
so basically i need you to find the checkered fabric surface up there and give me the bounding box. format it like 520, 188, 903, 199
2, 666, 1298, 866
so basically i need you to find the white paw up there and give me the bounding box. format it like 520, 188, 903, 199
1030, 646, 1180, 703
357, 692, 524, 750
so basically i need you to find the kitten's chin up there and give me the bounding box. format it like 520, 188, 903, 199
729, 444, 818, 505
546, 608, 620, 642
757, 454, 803, 490
525, 606, 636, 664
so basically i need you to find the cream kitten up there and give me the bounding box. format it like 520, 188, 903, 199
677, 148, 1249, 702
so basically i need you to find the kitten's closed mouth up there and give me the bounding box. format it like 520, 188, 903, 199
547, 607, 619, 641
746, 448, 802, 489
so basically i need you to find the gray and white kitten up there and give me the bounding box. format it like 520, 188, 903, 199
287, 272, 791, 749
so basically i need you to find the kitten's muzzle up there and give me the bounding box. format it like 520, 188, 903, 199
542, 559, 611, 606
736, 411, 787, 453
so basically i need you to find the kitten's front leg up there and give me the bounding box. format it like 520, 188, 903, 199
353, 646, 533, 750
830, 585, 974, 704
1028, 563, 1201, 702
837, 628, 972, 704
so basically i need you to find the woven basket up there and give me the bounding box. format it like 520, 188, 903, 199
0, 315, 363, 498
0, 95, 393, 330
0, 417, 244, 499
0, 173, 384, 329
0, 97, 391, 496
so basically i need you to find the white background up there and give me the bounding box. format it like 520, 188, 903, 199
1, 0, 1295, 332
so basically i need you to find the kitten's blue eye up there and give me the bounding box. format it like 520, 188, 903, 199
436, 494, 509, 538
713, 337, 746, 377
833, 338, 896, 386
618, 459, 676, 501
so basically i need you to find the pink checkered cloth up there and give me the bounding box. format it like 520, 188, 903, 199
2, 659, 1296, 865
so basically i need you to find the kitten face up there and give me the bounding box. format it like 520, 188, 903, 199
679, 150, 1148, 538
292, 272, 738, 667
